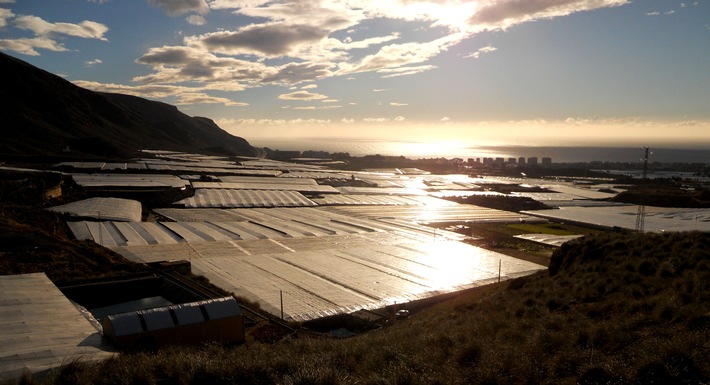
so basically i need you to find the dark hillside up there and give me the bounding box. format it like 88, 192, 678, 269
0, 52, 256, 160
25, 231, 710, 385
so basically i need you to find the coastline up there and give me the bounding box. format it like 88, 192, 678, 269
249, 138, 710, 164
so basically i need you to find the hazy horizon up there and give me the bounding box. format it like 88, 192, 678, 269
249, 137, 710, 163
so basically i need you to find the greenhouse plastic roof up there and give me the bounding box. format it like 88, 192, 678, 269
71, 173, 189, 189
523, 206, 710, 232
176, 189, 318, 208
70, 207, 460, 247
322, 204, 545, 224
47, 197, 142, 222
514, 233, 584, 247
113, 232, 544, 322
0, 273, 114, 381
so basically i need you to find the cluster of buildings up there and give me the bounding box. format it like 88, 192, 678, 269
467, 157, 553, 167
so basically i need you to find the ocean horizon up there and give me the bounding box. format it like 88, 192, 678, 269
249, 138, 710, 164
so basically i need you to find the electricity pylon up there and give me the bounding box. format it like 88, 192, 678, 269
635, 147, 650, 232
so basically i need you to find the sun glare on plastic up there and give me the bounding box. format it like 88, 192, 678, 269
413, 239, 482, 291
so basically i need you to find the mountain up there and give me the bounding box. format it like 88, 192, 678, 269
0, 52, 256, 159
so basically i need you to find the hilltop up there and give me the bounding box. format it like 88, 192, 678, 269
0, 52, 256, 160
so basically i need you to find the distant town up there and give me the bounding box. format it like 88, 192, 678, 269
265, 148, 710, 180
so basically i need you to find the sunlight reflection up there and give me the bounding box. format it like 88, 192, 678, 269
414, 239, 488, 291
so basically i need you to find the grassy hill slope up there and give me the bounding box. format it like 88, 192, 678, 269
19, 231, 710, 385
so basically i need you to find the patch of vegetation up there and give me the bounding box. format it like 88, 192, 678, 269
14, 231, 709, 385
0, 204, 151, 283
612, 185, 710, 208
445, 194, 551, 212
506, 222, 601, 236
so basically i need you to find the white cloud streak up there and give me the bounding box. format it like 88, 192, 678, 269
0, 12, 108, 55
464, 45, 497, 59
14, 15, 108, 40
278, 90, 329, 101
84, 58, 102, 67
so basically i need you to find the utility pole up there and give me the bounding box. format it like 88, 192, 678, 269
635, 147, 650, 232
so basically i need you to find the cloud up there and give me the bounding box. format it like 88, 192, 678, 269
195, 23, 327, 57
174, 92, 248, 106
646, 11, 660, 16
464, 45, 497, 59
222, 0, 364, 32
84, 58, 102, 67
390, 102, 408, 106
363, 117, 391, 123
147, 0, 209, 16
285, 105, 342, 110
469, 0, 629, 31
70, 0, 633, 112
74, 80, 245, 106
186, 14, 206, 25
377, 65, 438, 78
394, 116, 405, 122
301, 84, 318, 90
342, 118, 355, 124
0, 12, 109, 55
0, 0, 15, 3
0, 8, 13, 28
441, 116, 451, 122
14, 15, 108, 40
135, 45, 270, 84
0, 36, 69, 55
221, 117, 332, 126
278, 90, 329, 101
338, 34, 459, 76
261, 62, 333, 84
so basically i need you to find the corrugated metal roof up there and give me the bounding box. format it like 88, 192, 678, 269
47, 197, 142, 222
103, 297, 241, 336
141, 308, 174, 331
171, 304, 204, 325
0, 273, 114, 381
176, 189, 318, 208
202, 297, 242, 320
107, 313, 144, 337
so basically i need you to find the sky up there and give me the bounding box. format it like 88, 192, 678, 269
1, 0, 709, 151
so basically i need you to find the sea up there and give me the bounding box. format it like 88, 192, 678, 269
249, 138, 710, 164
